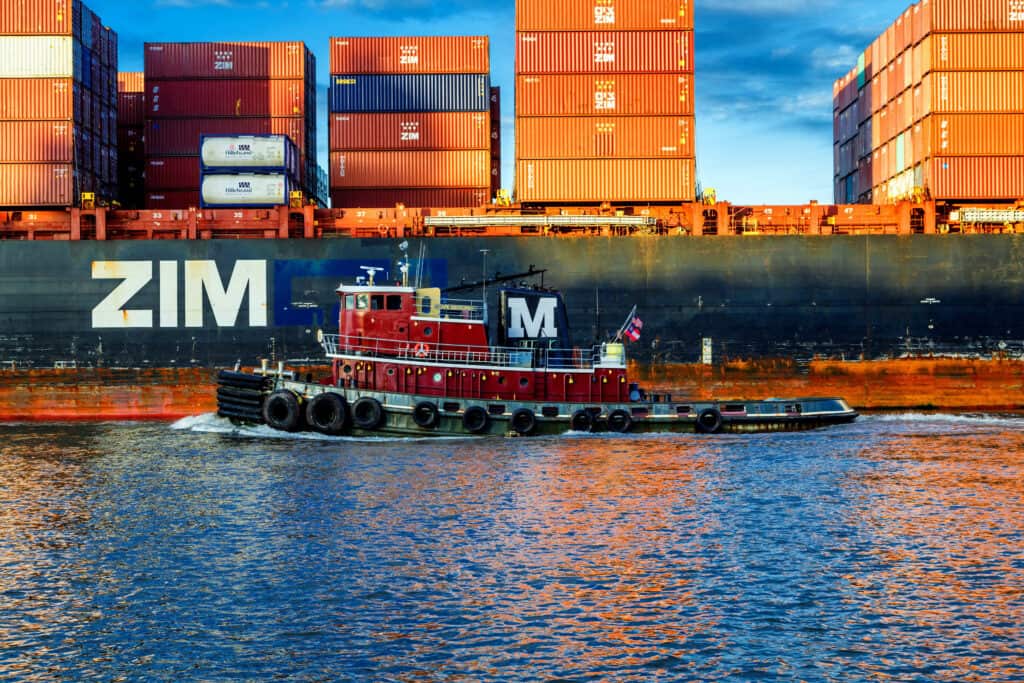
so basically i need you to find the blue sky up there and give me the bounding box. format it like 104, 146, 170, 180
107, 0, 911, 204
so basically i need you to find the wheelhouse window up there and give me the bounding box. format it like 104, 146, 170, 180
371, 295, 385, 310
387, 295, 403, 311
344, 294, 355, 310
355, 294, 369, 310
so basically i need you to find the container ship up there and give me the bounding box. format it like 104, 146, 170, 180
1, 0, 1023, 420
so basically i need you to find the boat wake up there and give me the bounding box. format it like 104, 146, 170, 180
170, 413, 473, 442
868, 412, 1024, 427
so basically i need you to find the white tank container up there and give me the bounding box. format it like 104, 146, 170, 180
0, 36, 77, 79
200, 135, 297, 173
200, 174, 291, 207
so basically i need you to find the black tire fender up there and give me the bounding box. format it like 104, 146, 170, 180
607, 408, 633, 433
262, 390, 302, 432
412, 401, 440, 429
351, 397, 385, 431
697, 407, 723, 434
463, 405, 490, 434
305, 392, 349, 435
570, 409, 593, 433
511, 408, 537, 435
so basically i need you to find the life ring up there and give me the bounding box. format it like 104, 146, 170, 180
262, 390, 302, 432
570, 409, 593, 433
413, 342, 430, 358
305, 392, 349, 435
412, 401, 440, 429
510, 408, 536, 435
352, 396, 385, 430
462, 405, 490, 434
696, 407, 723, 434
607, 408, 633, 433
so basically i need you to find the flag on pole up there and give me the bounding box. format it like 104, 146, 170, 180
624, 315, 643, 342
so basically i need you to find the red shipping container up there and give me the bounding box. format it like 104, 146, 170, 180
0, 78, 74, 120
516, 158, 695, 203
0, 163, 74, 207
144, 42, 311, 80
118, 92, 145, 125
915, 114, 1024, 157
919, 71, 1024, 114
331, 188, 490, 209
924, 156, 1024, 200
0, 121, 76, 163
118, 126, 144, 158
330, 150, 490, 189
329, 36, 489, 75
145, 156, 200, 190
145, 190, 200, 210
329, 112, 490, 151
0, 0, 79, 35
118, 71, 144, 93
516, 116, 694, 158
516, 74, 693, 116
490, 86, 501, 158
145, 118, 307, 156
146, 79, 308, 119
516, 31, 693, 74
516, 0, 694, 31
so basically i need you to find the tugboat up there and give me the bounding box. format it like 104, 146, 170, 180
215, 263, 858, 437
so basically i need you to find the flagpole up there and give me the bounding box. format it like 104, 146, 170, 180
614, 305, 637, 342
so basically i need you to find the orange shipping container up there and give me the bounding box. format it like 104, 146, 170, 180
0, 121, 77, 162
515, 116, 694, 158
516, 158, 695, 203
0, 0, 78, 35
330, 150, 490, 188
329, 113, 490, 151
913, 114, 1024, 157
516, 31, 693, 74
516, 74, 693, 116
921, 0, 1024, 33
0, 163, 74, 206
916, 71, 1024, 117
118, 72, 144, 93
924, 156, 1024, 200
516, 0, 694, 31
0, 78, 73, 120
916, 33, 1024, 75
329, 36, 489, 75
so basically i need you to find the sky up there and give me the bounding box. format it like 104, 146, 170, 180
106, 0, 912, 205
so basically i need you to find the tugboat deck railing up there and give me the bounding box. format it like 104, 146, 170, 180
320, 334, 625, 370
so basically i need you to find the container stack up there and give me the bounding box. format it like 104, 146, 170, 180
143, 42, 317, 209
117, 72, 145, 208
834, 0, 1024, 204
0, 0, 117, 208
328, 36, 494, 208
514, 0, 696, 204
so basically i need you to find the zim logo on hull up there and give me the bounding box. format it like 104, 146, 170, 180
91, 260, 267, 329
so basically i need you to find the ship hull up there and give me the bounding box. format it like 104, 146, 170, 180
2, 235, 1023, 370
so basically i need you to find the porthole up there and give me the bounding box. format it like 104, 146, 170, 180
433, 372, 443, 383
423, 326, 434, 337
519, 377, 529, 388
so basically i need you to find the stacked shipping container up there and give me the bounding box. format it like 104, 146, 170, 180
0, 0, 118, 207
117, 72, 144, 208
833, 0, 1024, 204
143, 42, 317, 209
328, 36, 495, 208
514, 0, 696, 203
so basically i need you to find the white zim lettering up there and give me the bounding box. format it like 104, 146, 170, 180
507, 298, 558, 339
91, 260, 268, 329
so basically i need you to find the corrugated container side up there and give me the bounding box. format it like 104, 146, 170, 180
930, 0, 1024, 32
146, 156, 200, 189
0, 163, 74, 206
144, 42, 310, 80
117, 71, 144, 92
516, 31, 694, 74
516, 0, 694, 31
329, 36, 489, 74
118, 92, 145, 125
0, 121, 76, 163
516, 74, 693, 116
145, 118, 307, 156
489, 87, 501, 158
914, 114, 1024, 157
329, 150, 491, 188
0, 0, 81, 36
146, 79, 308, 119
918, 71, 1024, 116
918, 33, 1024, 74
145, 190, 200, 209
925, 156, 1024, 199
516, 116, 695, 158
330, 188, 491, 208
0, 78, 74, 120
516, 158, 695, 203
329, 74, 490, 113
0, 36, 76, 78
329, 112, 491, 150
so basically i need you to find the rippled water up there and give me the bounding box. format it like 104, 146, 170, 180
0, 414, 1022, 681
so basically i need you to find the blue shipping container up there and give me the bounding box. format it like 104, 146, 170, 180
328, 74, 490, 113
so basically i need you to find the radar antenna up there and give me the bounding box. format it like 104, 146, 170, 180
359, 266, 384, 286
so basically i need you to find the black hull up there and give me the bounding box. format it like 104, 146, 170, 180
2, 235, 1023, 367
